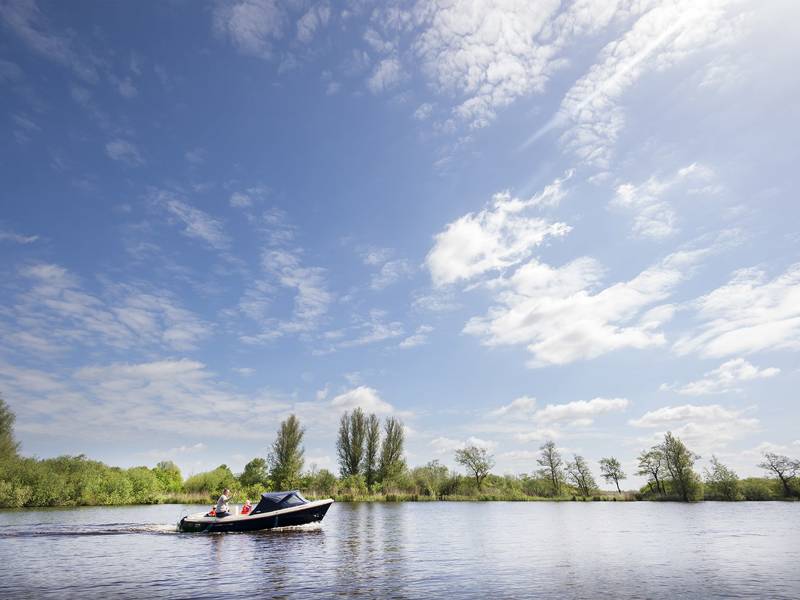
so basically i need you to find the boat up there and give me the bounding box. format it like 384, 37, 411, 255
178, 490, 333, 533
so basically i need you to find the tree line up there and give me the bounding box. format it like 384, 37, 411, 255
1, 397, 798, 507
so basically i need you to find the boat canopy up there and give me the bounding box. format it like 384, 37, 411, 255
252, 490, 310, 514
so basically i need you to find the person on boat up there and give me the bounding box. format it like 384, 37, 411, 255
207, 506, 216, 517
241, 500, 252, 515
215, 488, 231, 518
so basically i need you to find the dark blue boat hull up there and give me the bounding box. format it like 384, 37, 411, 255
178, 501, 332, 533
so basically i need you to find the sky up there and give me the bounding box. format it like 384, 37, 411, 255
1, 0, 799, 485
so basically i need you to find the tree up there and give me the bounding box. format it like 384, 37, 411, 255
379, 416, 405, 482
337, 408, 366, 478
661, 432, 702, 502
637, 447, 666, 496
566, 455, 597, 497
536, 440, 564, 496
704, 455, 741, 501
239, 457, 269, 488
364, 413, 381, 487
268, 415, 305, 490
455, 445, 494, 490
599, 457, 626, 493
412, 460, 450, 498
758, 452, 800, 498
0, 396, 19, 461
153, 460, 183, 493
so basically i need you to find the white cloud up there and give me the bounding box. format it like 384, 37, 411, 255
0, 359, 291, 442
156, 192, 229, 250
430, 435, 495, 455
663, 358, 780, 396
330, 386, 395, 414
611, 163, 716, 239
0, 0, 98, 82
630, 403, 759, 450
297, 2, 330, 44
0, 228, 38, 244
143, 442, 207, 459
367, 57, 404, 94
464, 248, 707, 367
552, 0, 742, 166
233, 367, 255, 376
117, 77, 137, 98
490, 395, 537, 417
2, 263, 211, 355
674, 263, 800, 358
534, 397, 629, 424
262, 249, 332, 334
399, 325, 433, 349
371, 258, 414, 290
185, 147, 206, 165
105, 139, 145, 167
413, 102, 434, 121
213, 0, 285, 59
426, 173, 572, 286
408, 0, 563, 129
336, 310, 404, 349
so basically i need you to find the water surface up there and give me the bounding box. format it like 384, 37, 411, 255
1, 502, 798, 598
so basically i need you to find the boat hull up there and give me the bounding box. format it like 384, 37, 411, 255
178, 499, 333, 533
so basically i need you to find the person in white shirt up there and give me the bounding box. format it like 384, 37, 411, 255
215, 488, 231, 518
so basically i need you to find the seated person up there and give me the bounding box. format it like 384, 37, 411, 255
207, 506, 216, 517
241, 500, 252, 515
215, 488, 232, 518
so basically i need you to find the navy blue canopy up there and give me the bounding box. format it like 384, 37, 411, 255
252, 490, 309, 514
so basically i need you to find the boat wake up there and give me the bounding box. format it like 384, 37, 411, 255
0, 523, 179, 538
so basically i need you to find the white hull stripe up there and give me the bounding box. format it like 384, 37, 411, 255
184, 498, 334, 524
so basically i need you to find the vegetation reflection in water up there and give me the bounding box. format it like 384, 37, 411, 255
1, 398, 798, 508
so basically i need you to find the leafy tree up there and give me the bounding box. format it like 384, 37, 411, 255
268, 414, 305, 490
758, 452, 800, 498
455, 445, 494, 489
364, 413, 381, 487
566, 455, 597, 497
183, 465, 236, 495
337, 408, 366, 477
153, 460, 183, 493
307, 468, 337, 497
412, 460, 450, 498
0, 396, 19, 461
379, 416, 405, 482
239, 457, 269, 488
637, 447, 667, 496
599, 457, 626, 493
704, 455, 741, 501
661, 432, 703, 502
536, 440, 564, 496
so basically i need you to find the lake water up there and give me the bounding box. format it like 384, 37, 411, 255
1, 501, 798, 599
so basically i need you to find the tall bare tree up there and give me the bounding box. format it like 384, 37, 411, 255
364, 413, 381, 487
537, 440, 564, 496
599, 457, 626, 493
379, 416, 405, 482
337, 408, 367, 478
759, 452, 800, 498
566, 455, 597, 497
268, 414, 305, 490
455, 445, 494, 489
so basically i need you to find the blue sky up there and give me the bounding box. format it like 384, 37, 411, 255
1, 0, 798, 483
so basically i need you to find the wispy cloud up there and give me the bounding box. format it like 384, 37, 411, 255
0, 0, 99, 82
154, 191, 230, 250
213, 0, 285, 60
662, 358, 780, 396
0, 227, 38, 244
674, 263, 800, 358
105, 139, 145, 167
